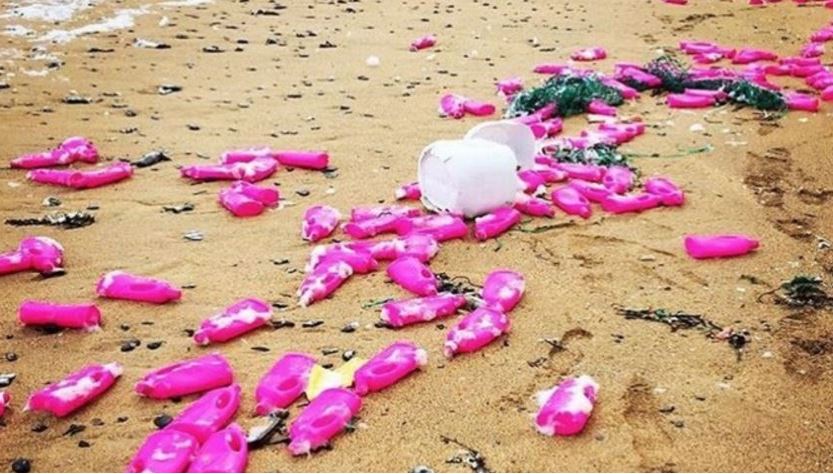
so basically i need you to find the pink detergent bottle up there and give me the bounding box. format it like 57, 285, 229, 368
786, 92, 820, 112
534, 375, 599, 436
571, 47, 607, 61
380, 293, 467, 327
395, 182, 421, 201
462, 99, 496, 117
556, 163, 605, 182
11, 136, 99, 169
515, 195, 555, 218
187, 423, 249, 473
518, 169, 547, 193
396, 214, 468, 242
482, 270, 525, 313
194, 298, 272, 345
350, 205, 422, 222
600, 193, 662, 214
444, 308, 511, 358
126, 430, 198, 473
18, 300, 101, 331
387, 256, 438, 296
474, 207, 521, 241
26, 363, 122, 417
230, 181, 279, 206
586, 99, 617, 116
308, 244, 378, 274
496, 77, 523, 99
602, 166, 634, 194
667, 93, 716, 108
410, 34, 437, 51
354, 341, 428, 395
275, 150, 329, 170
439, 93, 467, 118
367, 234, 439, 263
569, 179, 613, 203
180, 158, 278, 183
255, 353, 317, 416
644, 176, 685, 206
683, 234, 760, 259
166, 384, 241, 443
135, 353, 234, 399
0, 236, 64, 276
96, 271, 182, 304
298, 259, 354, 306
302, 205, 342, 242
551, 186, 592, 219
220, 147, 277, 164
288, 388, 362, 456
219, 181, 279, 217
343, 213, 404, 239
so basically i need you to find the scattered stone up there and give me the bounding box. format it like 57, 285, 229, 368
133, 38, 170, 49
183, 230, 204, 241
31, 422, 47, 433
301, 320, 324, 328
0, 373, 16, 387
11, 458, 31, 473
78, 440, 91, 448
133, 151, 171, 168
341, 321, 359, 333
251, 346, 270, 352
153, 414, 173, 429
202, 45, 225, 53
162, 203, 194, 214
342, 350, 356, 361
5, 352, 17, 362
121, 339, 141, 352
63, 94, 92, 104
63, 423, 86, 436
271, 319, 295, 329
5, 211, 95, 229
42, 196, 61, 207
146, 341, 163, 350
158, 84, 182, 95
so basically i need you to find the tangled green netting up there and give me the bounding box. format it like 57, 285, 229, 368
505, 73, 624, 119
550, 143, 634, 169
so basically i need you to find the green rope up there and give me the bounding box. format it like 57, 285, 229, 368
505, 73, 624, 119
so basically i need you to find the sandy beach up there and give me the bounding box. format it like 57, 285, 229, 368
1, 0, 833, 472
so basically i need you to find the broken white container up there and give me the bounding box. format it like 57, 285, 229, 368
464, 120, 536, 170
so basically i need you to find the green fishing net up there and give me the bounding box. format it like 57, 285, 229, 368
550, 143, 634, 169
505, 73, 624, 119
644, 55, 690, 93
724, 80, 787, 112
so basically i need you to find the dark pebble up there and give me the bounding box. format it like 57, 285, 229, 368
295, 189, 310, 197
11, 458, 31, 473
119, 324, 130, 331
5, 352, 17, 362
301, 320, 324, 328
183, 329, 195, 337
78, 440, 91, 448
153, 414, 173, 429
659, 405, 676, 414
116, 416, 128, 423
31, 422, 47, 433
321, 363, 334, 369
251, 346, 270, 352
411, 466, 434, 473
271, 319, 295, 329
0, 373, 16, 387
321, 348, 339, 356
90, 418, 105, 426
146, 341, 163, 350
672, 420, 685, 428
121, 339, 141, 352
341, 322, 358, 333
63, 423, 86, 436
342, 350, 356, 361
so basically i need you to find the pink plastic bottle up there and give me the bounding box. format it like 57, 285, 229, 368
518, 169, 547, 193
410, 34, 437, 52
219, 188, 264, 218
732, 48, 778, 64
644, 176, 685, 206
302, 205, 342, 242
166, 385, 241, 443
586, 99, 617, 116
187, 424, 249, 473
351, 205, 422, 222
275, 150, 329, 170
786, 92, 820, 112
462, 99, 496, 117
194, 298, 272, 346
556, 163, 605, 182
0, 391, 9, 418
395, 182, 421, 201
387, 256, 438, 296
601, 78, 640, 99
496, 77, 523, 98
474, 207, 522, 241
1, 236, 64, 276
298, 259, 354, 306
354, 341, 427, 395
602, 166, 634, 194
396, 213, 469, 242
444, 308, 511, 358
308, 244, 379, 274
255, 353, 317, 415
126, 430, 198, 473
822, 85, 833, 102
380, 293, 467, 327
571, 47, 607, 61
288, 388, 362, 455
551, 186, 592, 219
11, 137, 98, 169
96, 271, 182, 304
343, 213, 403, 239
533, 63, 573, 75
18, 300, 101, 331
27, 162, 133, 189
439, 93, 467, 118
180, 158, 278, 183
569, 179, 612, 203
482, 270, 525, 313
600, 193, 662, 214
532, 164, 568, 183
534, 375, 599, 436
135, 353, 234, 399
26, 362, 122, 417
683, 234, 760, 259
514, 195, 555, 218
667, 93, 716, 108
220, 147, 277, 164
367, 234, 439, 263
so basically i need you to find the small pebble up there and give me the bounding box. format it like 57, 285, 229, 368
146, 341, 163, 350
342, 350, 356, 361
153, 414, 173, 429
341, 322, 358, 333
11, 458, 31, 473
5, 352, 17, 362
78, 440, 91, 448
31, 422, 48, 433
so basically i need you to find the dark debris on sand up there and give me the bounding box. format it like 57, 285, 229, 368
5, 211, 95, 229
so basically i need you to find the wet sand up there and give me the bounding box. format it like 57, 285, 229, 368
1, 0, 833, 472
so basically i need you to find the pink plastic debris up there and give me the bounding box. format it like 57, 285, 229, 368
514, 194, 555, 218
663, 0, 688, 4
302, 205, 342, 242
180, 158, 278, 183
288, 388, 362, 455
474, 207, 521, 241
801, 42, 825, 59
482, 270, 525, 313
275, 150, 329, 170
354, 341, 427, 395
614, 65, 662, 88
19, 300, 101, 331
0, 391, 8, 418
396, 213, 468, 242
0, 236, 64, 276
532, 164, 568, 184
444, 308, 511, 358
822, 85, 833, 101
126, 430, 198, 473
534, 375, 599, 436
380, 293, 467, 328
166, 385, 241, 443
26, 362, 122, 417
439, 93, 466, 118
220, 147, 276, 164
194, 298, 272, 346
786, 92, 820, 112
684, 234, 760, 259
569, 179, 613, 203
187, 424, 249, 473
410, 34, 436, 52
219, 181, 279, 217
343, 213, 403, 239
366, 234, 440, 263
667, 93, 716, 108
11, 136, 99, 169
387, 256, 438, 296
602, 166, 634, 194
533, 63, 574, 75
96, 271, 181, 304
496, 77, 523, 99
556, 163, 605, 182
255, 353, 317, 415
571, 47, 607, 61
395, 182, 421, 201
601, 78, 640, 99
518, 169, 546, 193
600, 193, 662, 214
27, 161, 133, 189
298, 259, 354, 306
732, 48, 778, 64
308, 244, 379, 274
135, 353, 234, 399
351, 205, 422, 222
462, 99, 496, 117
551, 186, 592, 219
644, 176, 685, 206
586, 99, 617, 116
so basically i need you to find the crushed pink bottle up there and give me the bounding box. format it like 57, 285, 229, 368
166, 384, 241, 443
462, 99, 496, 117
644, 176, 685, 206
27, 162, 133, 189
684, 234, 760, 259
180, 157, 278, 183
601, 193, 662, 214
288, 388, 362, 455
308, 244, 379, 274
396, 213, 468, 241
387, 256, 438, 296
732, 48, 778, 64
474, 207, 521, 241
667, 93, 715, 108
533, 164, 568, 183
551, 186, 592, 219
11, 136, 99, 169
482, 270, 525, 313
302, 205, 342, 242
96, 271, 182, 304
298, 259, 354, 306
444, 308, 511, 358
135, 353, 234, 399
380, 293, 467, 328
255, 353, 317, 415
586, 99, 617, 116
354, 341, 427, 395
1, 236, 64, 275
569, 179, 613, 203
219, 181, 279, 217
366, 234, 440, 263
534, 375, 599, 436
496, 77, 523, 99
533, 63, 573, 75
439, 93, 467, 118
19, 300, 101, 331
351, 205, 422, 222
194, 298, 272, 346
275, 150, 329, 170
556, 163, 605, 182
515, 195, 555, 218
571, 47, 607, 61
518, 169, 547, 193
343, 213, 403, 239
786, 92, 820, 112
126, 430, 198, 473
601, 166, 634, 194
187, 423, 249, 473
220, 147, 276, 164
410, 34, 436, 52
26, 362, 122, 417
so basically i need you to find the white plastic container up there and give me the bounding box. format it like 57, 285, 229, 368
464, 120, 536, 170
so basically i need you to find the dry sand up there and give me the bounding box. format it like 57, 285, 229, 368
1, 0, 833, 472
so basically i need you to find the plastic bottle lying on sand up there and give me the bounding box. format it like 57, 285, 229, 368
518, 170, 546, 193
288, 388, 362, 456
533, 63, 573, 75
343, 213, 403, 239
354, 341, 427, 395
395, 182, 421, 201
586, 99, 617, 116
302, 205, 342, 242
556, 163, 605, 182
27, 162, 133, 189
601, 77, 640, 99
514, 194, 555, 218
644, 176, 685, 206
11, 136, 99, 169
380, 293, 467, 328
732, 48, 778, 64
166, 385, 241, 443
602, 166, 634, 194
364, 234, 439, 263
96, 270, 182, 304
667, 93, 715, 108
275, 150, 329, 170
532, 164, 568, 183
298, 259, 354, 306
601, 193, 662, 214
219, 181, 279, 217
126, 430, 198, 473
482, 270, 525, 313
0, 236, 64, 276
307, 245, 379, 274
444, 308, 511, 358
187, 424, 248, 473
474, 207, 522, 241
534, 375, 599, 437
396, 213, 469, 242
410, 34, 436, 52
571, 47, 606, 61
387, 256, 438, 296
683, 234, 760, 259
551, 186, 592, 219
0, 391, 8, 418
350, 204, 422, 222
438, 94, 494, 118
220, 147, 276, 164
496, 77, 523, 99
26, 362, 122, 417
135, 353, 234, 399
194, 298, 272, 346
786, 92, 820, 112
255, 353, 317, 416
18, 300, 101, 331
569, 179, 612, 203
180, 158, 278, 183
